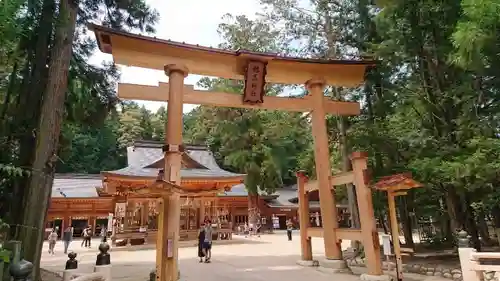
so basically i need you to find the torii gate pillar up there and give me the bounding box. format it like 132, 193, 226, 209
306, 78, 342, 260
155, 64, 188, 281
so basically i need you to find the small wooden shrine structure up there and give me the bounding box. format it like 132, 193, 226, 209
90, 23, 382, 281
372, 173, 423, 281
102, 141, 245, 244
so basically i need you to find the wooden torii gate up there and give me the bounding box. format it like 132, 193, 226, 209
89, 24, 384, 281
296, 152, 384, 278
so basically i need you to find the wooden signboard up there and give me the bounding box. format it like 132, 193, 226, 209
243, 60, 267, 104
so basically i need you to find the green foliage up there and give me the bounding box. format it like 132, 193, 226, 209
0, 0, 159, 274
451, 0, 500, 69
1, 0, 500, 263
180, 15, 313, 195
185, 77, 309, 194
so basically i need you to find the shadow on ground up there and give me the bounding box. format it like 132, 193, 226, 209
42, 254, 352, 281
42, 254, 449, 281
109, 237, 270, 252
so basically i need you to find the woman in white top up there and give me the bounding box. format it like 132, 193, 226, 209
48, 229, 58, 255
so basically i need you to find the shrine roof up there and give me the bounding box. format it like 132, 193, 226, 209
264, 184, 348, 209
372, 172, 423, 191
89, 24, 375, 87
103, 166, 243, 179
102, 140, 245, 180
52, 174, 101, 198
265, 185, 309, 208
126, 140, 224, 170
217, 183, 278, 197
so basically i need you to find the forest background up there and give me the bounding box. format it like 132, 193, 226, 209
1, 0, 500, 279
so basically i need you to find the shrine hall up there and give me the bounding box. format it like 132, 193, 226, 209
46, 140, 348, 244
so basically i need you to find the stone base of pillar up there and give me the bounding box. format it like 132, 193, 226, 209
359, 274, 393, 281
318, 259, 351, 273
296, 260, 319, 267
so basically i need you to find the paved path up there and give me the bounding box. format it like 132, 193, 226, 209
39, 233, 444, 281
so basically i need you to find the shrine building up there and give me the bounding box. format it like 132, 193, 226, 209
46, 140, 347, 242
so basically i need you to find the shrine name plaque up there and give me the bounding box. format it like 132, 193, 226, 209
243, 60, 267, 104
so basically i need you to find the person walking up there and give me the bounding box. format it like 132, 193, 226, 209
86, 225, 93, 247
286, 219, 293, 241
63, 226, 73, 254
244, 222, 249, 238
48, 229, 58, 255
81, 226, 92, 248
197, 225, 206, 263
100, 225, 107, 242
202, 220, 213, 263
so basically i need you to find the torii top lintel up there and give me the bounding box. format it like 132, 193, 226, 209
89, 24, 376, 87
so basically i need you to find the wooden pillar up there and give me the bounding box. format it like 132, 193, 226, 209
141, 201, 148, 226
124, 201, 131, 229
351, 152, 383, 275
91, 216, 97, 233
230, 205, 235, 227
297, 171, 312, 261
199, 198, 206, 225
306, 78, 341, 259
387, 192, 403, 279
156, 64, 188, 281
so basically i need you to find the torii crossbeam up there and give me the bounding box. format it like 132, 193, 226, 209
118, 83, 361, 115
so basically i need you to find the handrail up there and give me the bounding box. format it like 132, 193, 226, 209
471, 252, 500, 260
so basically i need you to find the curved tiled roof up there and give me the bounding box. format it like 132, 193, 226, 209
52, 174, 101, 198
217, 183, 277, 197
105, 140, 245, 179
263, 184, 348, 209
104, 166, 244, 179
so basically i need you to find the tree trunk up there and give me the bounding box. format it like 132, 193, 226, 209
461, 193, 481, 251
439, 197, 454, 243
0, 62, 18, 122
10, 0, 56, 234
377, 212, 389, 234
444, 187, 463, 232
20, 0, 78, 278
247, 193, 260, 230
332, 87, 360, 249
398, 196, 415, 248
337, 112, 360, 230
477, 210, 491, 245
491, 206, 500, 246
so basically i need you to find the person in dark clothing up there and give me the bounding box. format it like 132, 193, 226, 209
63, 226, 73, 254
286, 219, 293, 241
203, 220, 213, 263
197, 226, 206, 263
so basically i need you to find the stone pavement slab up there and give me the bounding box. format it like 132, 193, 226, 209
40, 233, 450, 281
